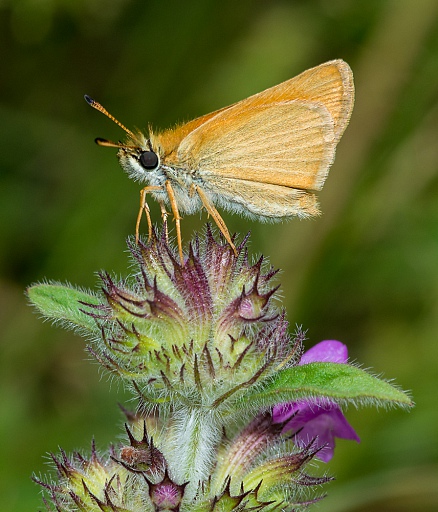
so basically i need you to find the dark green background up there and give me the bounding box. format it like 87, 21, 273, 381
1, 1, 437, 510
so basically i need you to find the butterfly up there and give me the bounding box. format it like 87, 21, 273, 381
86, 59, 354, 263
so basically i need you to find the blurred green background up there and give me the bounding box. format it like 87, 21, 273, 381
1, 0, 438, 510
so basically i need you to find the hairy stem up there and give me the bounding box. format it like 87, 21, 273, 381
168, 406, 222, 496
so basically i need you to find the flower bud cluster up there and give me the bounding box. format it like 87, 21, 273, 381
83, 228, 293, 414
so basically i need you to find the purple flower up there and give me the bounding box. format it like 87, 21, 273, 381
273, 340, 360, 462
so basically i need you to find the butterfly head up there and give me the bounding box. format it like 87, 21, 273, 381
85, 95, 161, 183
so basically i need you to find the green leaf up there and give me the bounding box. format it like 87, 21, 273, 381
246, 362, 413, 408
27, 283, 101, 333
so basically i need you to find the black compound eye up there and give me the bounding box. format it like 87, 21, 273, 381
139, 150, 159, 170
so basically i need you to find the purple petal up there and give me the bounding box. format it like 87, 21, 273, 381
283, 402, 360, 462
299, 340, 348, 365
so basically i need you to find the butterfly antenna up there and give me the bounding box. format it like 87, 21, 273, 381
84, 95, 136, 140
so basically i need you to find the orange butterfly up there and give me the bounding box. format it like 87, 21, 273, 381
86, 60, 354, 263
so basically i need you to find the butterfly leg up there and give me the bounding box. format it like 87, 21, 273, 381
136, 185, 163, 243
195, 186, 237, 255
164, 180, 184, 264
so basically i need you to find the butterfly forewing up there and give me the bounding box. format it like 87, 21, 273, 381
177, 100, 336, 191
158, 60, 352, 166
